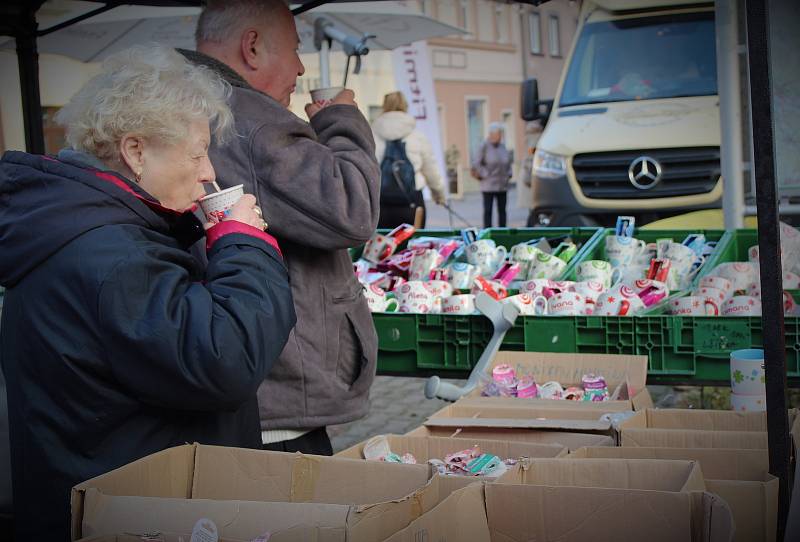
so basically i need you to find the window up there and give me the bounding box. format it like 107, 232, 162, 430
421, 0, 430, 15
368, 105, 383, 124
495, 5, 509, 44
460, 0, 473, 38
529, 12, 542, 54
548, 14, 561, 57
501, 110, 515, 156
466, 98, 487, 163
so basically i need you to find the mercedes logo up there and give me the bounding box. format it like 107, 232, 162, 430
628, 156, 663, 190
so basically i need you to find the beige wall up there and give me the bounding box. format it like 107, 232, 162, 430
435, 79, 524, 192
520, 0, 581, 99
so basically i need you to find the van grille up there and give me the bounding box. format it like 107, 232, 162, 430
572, 147, 720, 199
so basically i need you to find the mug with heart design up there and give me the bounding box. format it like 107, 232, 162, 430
692, 286, 728, 305
394, 281, 435, 313
362, 234, 398, 263
466, 240, 507, 275
575, 260, 618, 288
670, 295, 719, 316
715, 262, 757, 292
518, 278, 556, 297
722, 295, 762, 317
572, 280, 606, 307
631, 279, 669, 307
362, 284, 399, 313
547, 291, 587, 316
594, 284, 646, 316
424, 280, 454, 299
503, 293, 547, 316
448, 262, 481, 290
527, 251, 568, 280
698, 276, 734, 300
441, 294, 477, 315
409, 249, 444, 281
605, 235, 647, 267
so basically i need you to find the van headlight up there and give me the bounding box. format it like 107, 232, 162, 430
533, 150, 567, 179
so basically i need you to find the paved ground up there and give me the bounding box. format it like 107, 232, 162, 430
328, 376, 463, 452
424, 185, 530, 229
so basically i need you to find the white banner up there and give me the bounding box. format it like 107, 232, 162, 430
392, 41, 447, 196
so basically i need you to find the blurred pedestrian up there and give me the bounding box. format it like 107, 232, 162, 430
0, 45, 295, 541
372, 91, 446, 229
471, 122, 513, 228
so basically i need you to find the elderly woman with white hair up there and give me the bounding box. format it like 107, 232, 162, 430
0, 45, 296, 540
471, 122, 514, 228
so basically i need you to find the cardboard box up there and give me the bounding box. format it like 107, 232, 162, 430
386, 461, 734, 542
424, 398, 617, 436
569, 447, 778, 542
468, 351, 653, 411
619, 409, 768, 448
71, 444, 436, 542
405, 424, 616, 450
335, 433, 568, 462
78, 535, 245, 542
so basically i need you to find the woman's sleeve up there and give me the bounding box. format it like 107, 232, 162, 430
97, 229, 296, 412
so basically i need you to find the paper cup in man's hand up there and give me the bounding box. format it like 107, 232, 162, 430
310, 86, 344, 108
199, 184, 244, 223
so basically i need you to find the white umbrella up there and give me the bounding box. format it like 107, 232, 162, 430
2, 1, 463, 68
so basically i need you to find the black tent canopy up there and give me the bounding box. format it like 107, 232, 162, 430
0, 0, 793, 538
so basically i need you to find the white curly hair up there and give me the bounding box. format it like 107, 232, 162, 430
56, 44, 233, 164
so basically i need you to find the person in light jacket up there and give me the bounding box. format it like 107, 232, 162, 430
472, 122, 514, 228
372, 91, 446, 228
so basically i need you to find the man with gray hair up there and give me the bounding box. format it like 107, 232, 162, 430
180, 0, 380, 455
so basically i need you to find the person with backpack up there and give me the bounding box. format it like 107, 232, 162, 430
372, 91, 446, 228
472, 122, 514, 228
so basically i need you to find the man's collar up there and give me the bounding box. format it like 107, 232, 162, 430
177, 48, 253, 91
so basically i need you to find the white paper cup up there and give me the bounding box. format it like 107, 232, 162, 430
198, 184, 244, 223
310, 86, 344, 106
731, 393, 767, 412
730, 348, 765, 395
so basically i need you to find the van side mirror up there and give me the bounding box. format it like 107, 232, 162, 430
520, 78, 553, 125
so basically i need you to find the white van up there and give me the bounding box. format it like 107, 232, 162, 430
523, 0, 721, 226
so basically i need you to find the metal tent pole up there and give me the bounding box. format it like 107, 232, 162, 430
744, 0, 791, 539
716, 0, 745, 229
15, 4, 45, 154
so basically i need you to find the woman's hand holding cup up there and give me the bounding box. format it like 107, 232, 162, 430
225, 194, 267, 230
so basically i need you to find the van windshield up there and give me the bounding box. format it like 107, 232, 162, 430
560, 12, 717, 107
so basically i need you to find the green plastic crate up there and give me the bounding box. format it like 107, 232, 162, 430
696, 229, 758, 280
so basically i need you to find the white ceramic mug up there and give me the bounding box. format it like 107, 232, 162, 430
731, 394, 767, 412
362, 233, 397, 263
669, 295, 719, 316
572, 280, 606, 306
730, 348, 765, 396
692, 286, 728, 305
362, 284, 399, 313
509, 243, 540, 263
605, 236, 647, 267
466, 240, 507, 275
503, 293, 546, 316
527, 250, 567, 280
394, 281, 435, 313
408, 249, 443, 281
594, 284, 645, 316
698, 276, 734, 300
441, 294, 477, 315
715, 262, 757, 293
448, 262, 481, 289
575, 260, 617, 288
547, 291, 587, 316
721, 295, 762, 317
425, 280, 454, 299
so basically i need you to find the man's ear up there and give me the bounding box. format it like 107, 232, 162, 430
118, 133, 145, 174
240, 29, 261, 70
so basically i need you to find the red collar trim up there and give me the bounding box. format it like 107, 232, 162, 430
92, 170, 192, 217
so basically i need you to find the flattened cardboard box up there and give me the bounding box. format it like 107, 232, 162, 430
424, 399, 618, 437
335, 433, 568, 462
619, 409, 768, 449
405, 425, 615, 450
466, 351, 653, 410
569, 447, 778, 542
385, 460, 734, 542
71, 444, 435, 542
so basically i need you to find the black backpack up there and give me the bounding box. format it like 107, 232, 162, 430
380, 139, 416, 205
